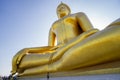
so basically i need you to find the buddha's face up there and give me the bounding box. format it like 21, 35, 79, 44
57, 3, 71, 19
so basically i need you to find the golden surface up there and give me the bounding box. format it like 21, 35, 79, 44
11, 2, 120, 76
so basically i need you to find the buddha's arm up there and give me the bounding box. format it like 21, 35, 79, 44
24, 46, 56, 53
17, 27, 56, 63
48, 27, 56, 46
76, 12, 93, 31
48, 26, 62, 50
16, 28, 56, 66
12, 27, 56, 75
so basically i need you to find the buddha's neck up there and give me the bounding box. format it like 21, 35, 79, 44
60, 13, 67, 18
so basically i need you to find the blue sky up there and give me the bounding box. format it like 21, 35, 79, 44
0, 0, 120, 76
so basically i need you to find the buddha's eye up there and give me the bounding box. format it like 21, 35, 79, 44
60, 6, 66, 10
61, 6, 64, 9
58, 5, 67, 12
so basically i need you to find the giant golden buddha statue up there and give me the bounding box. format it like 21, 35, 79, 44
11, 2, 120, 76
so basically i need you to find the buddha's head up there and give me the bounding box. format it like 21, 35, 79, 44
57, 2, 71, 19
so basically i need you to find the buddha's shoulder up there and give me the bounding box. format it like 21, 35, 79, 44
51, 12, 86, 28
67, 12, 86, 16
53, 12, 85, 23
75, 12, 87, 16
52, 13, 78, 24
51, 21, 59, 30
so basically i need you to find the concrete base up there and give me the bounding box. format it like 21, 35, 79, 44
17, 61, 120, 80
17, 67, 120, 80
50, 74, 120, 80
17, 74, 120, 80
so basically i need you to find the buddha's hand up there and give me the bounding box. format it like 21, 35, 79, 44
50, 44, 64, 50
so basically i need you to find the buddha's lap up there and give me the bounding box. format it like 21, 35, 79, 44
49, 26, 120, 69
19, 24, 120, 71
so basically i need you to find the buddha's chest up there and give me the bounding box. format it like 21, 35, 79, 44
53, 17, 80, 34
52, 16, 82, 43
59, 16, 78, 27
